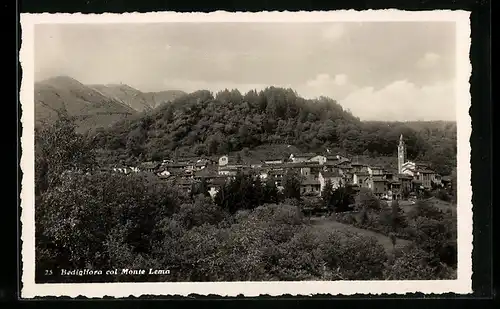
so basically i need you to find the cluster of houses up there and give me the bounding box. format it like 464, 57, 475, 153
105, 135, 450, 200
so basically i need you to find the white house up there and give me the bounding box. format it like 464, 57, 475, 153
158, 170, 171, 177
353, 172, 370, 186
367, 166, 384, 176
309, 155, 327, 165
112, 167, 130, 174
300, 167, 312, 177
218, 166, 238, 176
219, 155, 229, 166
289, 153, 316, 163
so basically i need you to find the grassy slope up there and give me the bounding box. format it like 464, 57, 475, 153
399, 198, 457, 215
35, 76, 187, 133
309, 217, 411, 253
89, 84, 188, 112
89, 84, 153, 112
35, 76, 137, 132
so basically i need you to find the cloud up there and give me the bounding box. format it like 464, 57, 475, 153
340, 79, 455, 121
300, 73, 355, 100
333, 74, 348, 86
34, 25, 71, 81
416, 52, 441, 69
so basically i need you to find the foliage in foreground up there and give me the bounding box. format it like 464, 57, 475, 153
335, 189, 457, 279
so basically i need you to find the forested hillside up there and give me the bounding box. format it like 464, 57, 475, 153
91, 87, 457, 175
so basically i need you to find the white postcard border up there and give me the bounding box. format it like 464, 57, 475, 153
20, 10, 473, 298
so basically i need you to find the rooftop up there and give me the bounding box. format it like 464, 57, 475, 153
301, 178, 321, 186
321, 171, 342, 178
264, 158, 284, 162
354, 172, 370, 176
398, 173, 413, 178
193, 168, 218, 177
416, 168, 435, 174
291, 153, 317, 158
351, 162, 367, 166
139, 161, 160, 169
209, 177, 227, 186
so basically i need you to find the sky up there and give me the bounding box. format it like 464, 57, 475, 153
34, 22, 457, 121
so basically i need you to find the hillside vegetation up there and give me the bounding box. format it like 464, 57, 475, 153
91, 87, 457, 175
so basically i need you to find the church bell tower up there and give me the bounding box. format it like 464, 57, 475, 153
397, 134, 406, 174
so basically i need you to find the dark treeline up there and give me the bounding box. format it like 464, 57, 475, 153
88, 87, 456, 176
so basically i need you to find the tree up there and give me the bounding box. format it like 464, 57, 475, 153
36, 172, 179, 280
174, 194, 226, 229
401, 187, 410, 199
408, 200, 444, 221
389, 233, 397, 251
450, 168, 457, 202
214, 173, 263, 214
355, 188, 381, 212
385, 246, 438, 280
235, 152, 242, 164
320, 231, 387, 280
330, 185, 356, 213
262, 178, 279, 204
191, 178, 210, 198
321, 180, 334, 209
283, 171, 301, 200
390, 199, 406, 232
35, 116, 95, 196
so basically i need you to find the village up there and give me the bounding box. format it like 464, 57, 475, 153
104, 135, 452, 201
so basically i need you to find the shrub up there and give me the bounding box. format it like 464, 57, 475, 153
174, 194, 227, 229
320, 231, 387, 280
265, 227, 325, 280
355, 188, 381, 212
408, 200, 444, 221
36, 172, 179, 274
434, 189, 452, 202
385, 245, 438, 280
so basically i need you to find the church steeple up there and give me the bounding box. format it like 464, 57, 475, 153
398, 134, 406, 174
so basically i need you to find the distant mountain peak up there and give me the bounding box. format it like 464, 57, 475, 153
104, 83, 138, 91
38, 75, 84, 86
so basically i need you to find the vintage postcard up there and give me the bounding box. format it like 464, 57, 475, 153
20, 10, 472, 298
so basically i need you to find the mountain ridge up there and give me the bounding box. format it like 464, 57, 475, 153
35, 76, 187, 132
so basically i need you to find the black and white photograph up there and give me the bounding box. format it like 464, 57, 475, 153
20, 11, 472, 297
